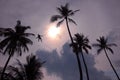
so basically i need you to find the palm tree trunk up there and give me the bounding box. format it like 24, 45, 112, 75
76, 53, 83, 80
81, 51, 89, 80
1, 51, 13, 80
104, 49, 120, 80
65, 17, 83, 80
65, 17, 74, 43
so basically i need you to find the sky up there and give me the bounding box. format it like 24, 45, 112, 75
0, 0, 120, 80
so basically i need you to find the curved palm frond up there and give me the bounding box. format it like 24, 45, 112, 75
68, 18, 77, 25
57, 19, 64, 27
51, 15, 63, 22
93, 36, 117, 55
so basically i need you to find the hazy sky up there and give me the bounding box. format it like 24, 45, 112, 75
0, 0, 120, 80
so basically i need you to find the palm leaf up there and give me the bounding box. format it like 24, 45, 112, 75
97, 48, 103, 55
0, 37, 11, 49
85, 44, 92, 49
107, 43, 117, 47
83, 47, 89, 54
23, 33, 35, 37
107, 47, 114, 54
51, 15, 63, 22
57, 19, 64, 27
69, 9, 80, 16
68, 18, 77, 25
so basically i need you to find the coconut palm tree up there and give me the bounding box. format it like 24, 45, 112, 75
0, 20, 34, 80
7, 54, 44, 80
93, 36, 120, 80
71, 33, 91, 80
51, 3, 79, 43
50, 3, 82, 80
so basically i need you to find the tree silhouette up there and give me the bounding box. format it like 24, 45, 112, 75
93, 36, 120, 80
50, 3, 82, 80
7, 54, 44, 80
0, 67, 16, 80
0, 20, 34, 80
71, 33, 91, 80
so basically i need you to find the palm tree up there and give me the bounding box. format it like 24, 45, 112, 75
93, 36, 120, 80
71, 33, 91, 80
51, 3, 79, 43
8, 54, 44, 80
50, 3, 82, 80
0, 20, 34, 80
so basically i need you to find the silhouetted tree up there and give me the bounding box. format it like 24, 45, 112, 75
50, 3, 82, 80
71, 33, 91, 80
0, 20, 34, 80
93, 36, 120, 80
0, 68, 16, 80
8, 54, 44, 80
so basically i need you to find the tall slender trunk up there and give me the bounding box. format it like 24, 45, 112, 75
81, 51, 89, 80
65, 17, 73, 43
1, 51, 13, 80
75, 53, 83, 80
104, 49, 120, 80
65, 17, 83, 80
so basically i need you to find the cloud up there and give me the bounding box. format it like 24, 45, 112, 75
36, 43, 111, 80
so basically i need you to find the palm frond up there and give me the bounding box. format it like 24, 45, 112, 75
85, 44, 92, 49
0, 37, 10, 49
68, 18, 77, 25
73, 9, 80, 13
107, 47, 114, 54
51, 15, 63, 22
96, 39, 101, 43
107, 43, 117, 47
69, 9, 80, 16
57, 19, 64, 27
20, 37, 33, 45
56, 7, 62, 12
97, 48, 103, 55
83, 47, 89, 54
23, 33, 35, 37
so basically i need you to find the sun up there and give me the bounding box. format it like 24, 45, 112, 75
48, 24, 61, 39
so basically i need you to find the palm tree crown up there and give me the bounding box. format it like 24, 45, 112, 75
51, 3, 79, 27
0, 20, 34, 56
93, 36, 117, 54
8, 54, 44, 80
71, 33, 91, 53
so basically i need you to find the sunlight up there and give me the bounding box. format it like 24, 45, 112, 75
48, 24, 61, 39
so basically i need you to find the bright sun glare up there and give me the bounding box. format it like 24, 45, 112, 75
48, 24, 61, 39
